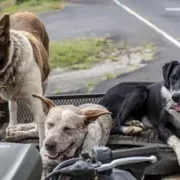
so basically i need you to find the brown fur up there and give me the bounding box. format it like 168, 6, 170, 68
0, 12, 50, 103
10, 12, 49, 54
10, 12, 50, 82
21, 31, 50, 82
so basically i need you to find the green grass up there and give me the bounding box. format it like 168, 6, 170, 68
86, 80, 98, 92
49, 38, 114, 70
53, 89, 62, 95
0, 0, 64, 15
105, 73, 116, 80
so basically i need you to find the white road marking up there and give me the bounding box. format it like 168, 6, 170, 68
112, 0, 180, 48
165, 8, 180, 11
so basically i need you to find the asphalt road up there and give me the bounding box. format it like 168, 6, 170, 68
94, 0, 180, 92
39, 0, 160, 43
39, 0, 180, 93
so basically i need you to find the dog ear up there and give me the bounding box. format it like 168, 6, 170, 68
162, 61, 180, 88
81, 109, 112, 124
32, 94, 56, 115
0, 13, 10, 45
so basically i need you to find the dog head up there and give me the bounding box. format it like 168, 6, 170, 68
0, 14, 10, 70
32, 94, 111, 169
162, 60, 180, 111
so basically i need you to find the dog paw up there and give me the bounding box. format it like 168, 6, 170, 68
126, 126, 143, 135
6, 125, 17, 136
5, 132, 20, 142
6, 123, 35, 134
125, 120, 145, 130
120, 126, 143, 135
6, 125, 12, 136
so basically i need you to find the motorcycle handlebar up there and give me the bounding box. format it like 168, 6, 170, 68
97, 155, 157, 172
45, 146, 159, 180
56, 155, 157, 178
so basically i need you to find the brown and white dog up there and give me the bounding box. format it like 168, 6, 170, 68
0, 12, 50, 148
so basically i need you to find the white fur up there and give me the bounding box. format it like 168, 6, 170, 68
11, 30, 33, 74
161, 86, 180, 128
168, 135, 180, 165
8, 101, 17, 126
6, 128, 38, 141
161, 86, 172, 102
161, 86, 173, 111
161, 85, 180, 109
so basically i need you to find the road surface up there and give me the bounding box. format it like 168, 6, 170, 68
39, 0, 180, 93
94, 0, 180, 92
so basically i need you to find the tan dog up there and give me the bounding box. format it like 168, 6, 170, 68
0, 12, 50, 148
6, 95, 112, 179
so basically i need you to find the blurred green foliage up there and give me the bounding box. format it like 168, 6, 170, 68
15, 0, 59, 5
0, 0, 62, 15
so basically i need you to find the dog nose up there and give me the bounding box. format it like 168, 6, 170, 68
172, 93, 180, 103
45, 141, 56, 152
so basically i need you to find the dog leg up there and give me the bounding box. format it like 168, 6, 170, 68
8, 101, 18, 125
6, 101, 18, 135
159, 109, 180, 165
8, 122, 36, 131
121, 118, 146, 135
6, 128, 38, 142
167, 135, 180, 165
113, 86, 148, 133
125, 120, 145, 129
25, 96, 46, 148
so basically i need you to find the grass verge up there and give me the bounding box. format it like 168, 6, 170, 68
0, 0, 64, 15
49, 38, 115, 70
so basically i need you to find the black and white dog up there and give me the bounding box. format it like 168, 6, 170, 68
99, 60, 180, 165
